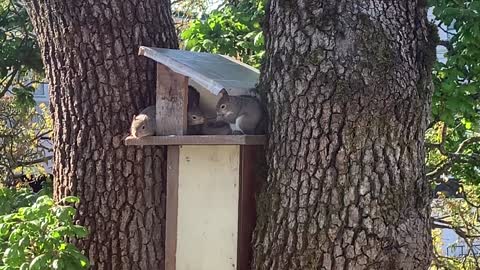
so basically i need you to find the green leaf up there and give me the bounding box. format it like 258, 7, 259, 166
54, 206, 76, 222
18, 236, 30, 249
69, 250, 90, 268
52, 259, 63, 270
61, 252, 89, 270
202, 39, 214, 49
71, 225, 88, 238
3, 247, 21, 266
461, 118, 473, 130
19, 262, 29, 270
29, 254, 49, 270
0, 223, 10, 237
253, 31, 264, 46
60, 196, 80, 204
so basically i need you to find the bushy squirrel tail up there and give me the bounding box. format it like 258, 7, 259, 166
249, 86, 268, 135
254, 105, 268, 135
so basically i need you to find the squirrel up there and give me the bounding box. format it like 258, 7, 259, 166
186, 105, 206, 135
130, 86, 202, 138
130, 105, 156, 138
187, 105, 231, 135
215, 89, 264, 135
201, 121, 231, 135
188, 85, 200, 110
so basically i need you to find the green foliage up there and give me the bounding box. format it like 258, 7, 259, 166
430, 0, 480, 129
0, 0, 43, 105
172, 0, 210, 20
171, 0, 212, 38
427, 1, 480, 268
0, 190, 89, 270
0, 186, 47, 216
426, 0, 480, 184
426, 122, 480, 185
431, 189, 480, 270
0, 97, 52, 183
181, 0, 265, 67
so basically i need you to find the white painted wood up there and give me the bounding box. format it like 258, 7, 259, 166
176, 145, 240, 270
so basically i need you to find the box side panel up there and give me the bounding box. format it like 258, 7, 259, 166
237, 145, 263, 270
166, 146, 180, 270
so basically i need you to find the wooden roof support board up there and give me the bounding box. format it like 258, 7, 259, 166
156, 63, 188, 135
124, 135, 266, 146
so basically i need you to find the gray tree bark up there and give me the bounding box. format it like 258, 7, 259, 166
254, 1, 436, 269
24, 0, 178, 269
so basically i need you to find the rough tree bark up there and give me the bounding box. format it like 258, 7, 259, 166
254, 1, 436, 269
24, 0, 177, 269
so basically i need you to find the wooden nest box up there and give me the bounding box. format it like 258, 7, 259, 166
126, 47, 266, 270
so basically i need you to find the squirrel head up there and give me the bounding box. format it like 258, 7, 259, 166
216, 89, 240, 122
130, 114, 155, 138
187, 105, 206, 126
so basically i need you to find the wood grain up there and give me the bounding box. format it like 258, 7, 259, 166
237, 145, 262, 270
124, 135, 266, 146
165, 146, 180, 270
156, 63, 188, 135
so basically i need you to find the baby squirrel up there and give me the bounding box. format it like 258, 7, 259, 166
186, 105, 206, 135
130, 86, 201, 138
215, 89, 264, 135
130, 105, 156, 138
188, 105, 231, 135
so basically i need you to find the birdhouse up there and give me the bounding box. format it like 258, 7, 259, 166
125, 47, 266, 270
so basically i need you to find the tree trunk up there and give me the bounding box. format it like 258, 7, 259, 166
254, 1, 436, 269
24, 0, 177, 269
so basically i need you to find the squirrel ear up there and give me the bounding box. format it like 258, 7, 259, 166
219, 88, 228, 97
132, 115, 136, 121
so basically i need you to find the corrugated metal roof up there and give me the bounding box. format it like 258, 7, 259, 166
139, 47, 259, 95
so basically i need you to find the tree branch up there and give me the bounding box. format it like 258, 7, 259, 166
427, 136, 480, 180
14, 156, 52, 167
438, 40, 453, 52
437, 23, 456, 36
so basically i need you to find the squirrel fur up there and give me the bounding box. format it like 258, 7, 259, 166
215, 89, 264, 135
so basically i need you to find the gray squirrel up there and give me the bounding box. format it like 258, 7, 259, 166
186, 105, 205, 135
187, 105, 231, 135
215, 89, 265, 135
130, 105, 156, 138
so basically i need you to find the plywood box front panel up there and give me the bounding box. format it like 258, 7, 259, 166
176, 145, 240, 270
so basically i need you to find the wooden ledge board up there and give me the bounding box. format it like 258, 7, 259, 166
124, 135, 266, 146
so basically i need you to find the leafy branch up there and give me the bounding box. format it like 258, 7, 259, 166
427, 136, 480, 181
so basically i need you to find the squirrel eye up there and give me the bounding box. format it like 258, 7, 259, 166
220, 104, 226, 109
192, 115, 197, 120
142, 126, 145, 129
